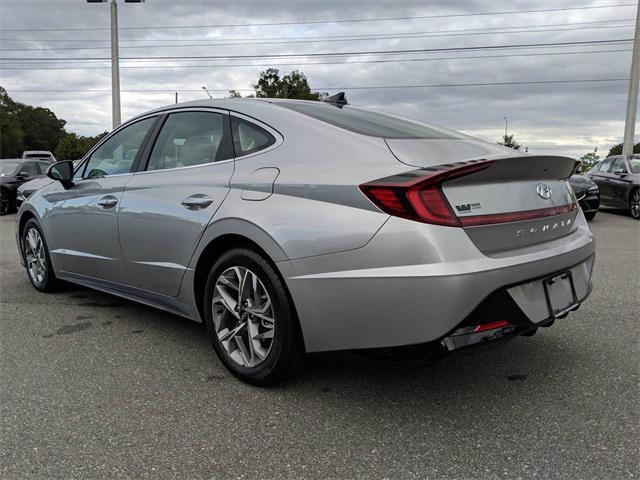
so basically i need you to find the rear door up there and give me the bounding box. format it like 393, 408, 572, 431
48, 116, 158, 283
118, 109, 235, 296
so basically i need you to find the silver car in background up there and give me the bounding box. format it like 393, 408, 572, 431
16, 97, 595, 385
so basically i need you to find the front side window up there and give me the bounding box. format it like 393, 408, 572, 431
146, 111, 233, 171
231, 117, 276, 156
611, 157, 627, 173
629, 158, 640, 173
82, 117, 155, 179
598, 158, 614, 172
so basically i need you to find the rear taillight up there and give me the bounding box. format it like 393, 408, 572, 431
359, 161, 495, 227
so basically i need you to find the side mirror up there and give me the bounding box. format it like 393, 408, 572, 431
46, 160, 74, 188
16, 172, 30, 180
613, 169, 627, 176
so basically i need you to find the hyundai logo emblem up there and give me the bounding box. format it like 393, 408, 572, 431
536, 183, 552, 199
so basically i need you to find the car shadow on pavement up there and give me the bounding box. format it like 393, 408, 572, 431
26, 269, 605, 408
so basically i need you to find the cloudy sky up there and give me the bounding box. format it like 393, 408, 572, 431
0, 0, 637, 157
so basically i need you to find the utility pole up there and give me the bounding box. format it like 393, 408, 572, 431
623, 0, 640, 155
110, 0, 121, 128
87, 0, 144, 130
175, 92, 178, 104
503, 116, 508, 139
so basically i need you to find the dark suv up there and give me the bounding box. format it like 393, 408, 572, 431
588, 155, 640, 219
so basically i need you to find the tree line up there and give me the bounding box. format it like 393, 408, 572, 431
0, 87, 108, 160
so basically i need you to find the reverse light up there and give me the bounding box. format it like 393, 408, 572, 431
359, 161, 495, 227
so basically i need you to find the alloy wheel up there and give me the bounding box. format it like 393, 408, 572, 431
24, 227, 46, 286
631, 190, 640, 219
211, 266, 275, 368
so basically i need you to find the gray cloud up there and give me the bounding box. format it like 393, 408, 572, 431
0, 0, 636, 157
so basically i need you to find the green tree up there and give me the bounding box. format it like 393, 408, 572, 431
55, 131, 107, 160
0, 87, 24, 157
253, 69, 326, 100
0, 86, 66, 157
17, 105, 66, 152
579, 152, 600, 169
498, 134, 521, 150
607, 142, 640, 156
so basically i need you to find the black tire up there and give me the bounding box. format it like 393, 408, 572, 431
203, 248, 304, 386
21, 218, 60, 292
0, 188, 14, 216
584, 211, 597, 221
630, 189, 640, 220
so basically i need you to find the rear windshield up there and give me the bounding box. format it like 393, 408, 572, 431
276, 101, 461, 139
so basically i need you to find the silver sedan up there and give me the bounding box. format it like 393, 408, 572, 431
16, 96, 595, 384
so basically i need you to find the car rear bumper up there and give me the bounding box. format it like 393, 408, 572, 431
280, 215, 595, 353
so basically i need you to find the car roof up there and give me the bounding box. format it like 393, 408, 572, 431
130, 97, 327, 122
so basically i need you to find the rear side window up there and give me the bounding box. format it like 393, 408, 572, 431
231, 116, 276, 156
276, 101, 461, 139
610, 157, 627, 173
147, 111, 233, 171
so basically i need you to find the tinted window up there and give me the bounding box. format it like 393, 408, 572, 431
231, 117, 276, 156
37, 161, 51, 172
82, 117, 155, 179
0, 161, 20, 176
147, 112, 232, 171
598, 158, 614, 172
18, 162, 40, 177
611, 157, 627, 173
277, 102, 461, 139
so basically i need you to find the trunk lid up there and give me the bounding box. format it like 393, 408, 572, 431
385, 139, 579, 253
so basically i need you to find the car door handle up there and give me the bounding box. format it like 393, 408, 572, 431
181, 194, 214, 210
96, 195, 118, 209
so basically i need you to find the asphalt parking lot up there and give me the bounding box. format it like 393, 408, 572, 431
1, 210, 638, 479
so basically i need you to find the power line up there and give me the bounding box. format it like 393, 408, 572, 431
0, 3, 635, 32
0, 48, 631, 70
0, 23, 634, 52
0, 38, 633, 62
4, 78, 628, 94
0, 18, 633, 46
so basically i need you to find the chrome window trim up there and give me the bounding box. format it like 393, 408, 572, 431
132, 158, 234, 176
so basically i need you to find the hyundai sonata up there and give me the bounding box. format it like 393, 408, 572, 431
16, 96, 595, 385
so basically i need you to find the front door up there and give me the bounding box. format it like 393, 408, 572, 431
49, 116, 157, 284
589, 157, 614, 202
608, 157, 632, 206
118, 110, 235, 296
